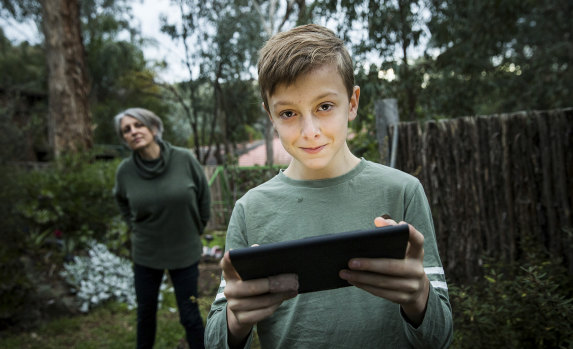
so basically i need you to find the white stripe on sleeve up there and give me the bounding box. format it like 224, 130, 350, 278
431, 280, 448, 290
424, 267, 444, 275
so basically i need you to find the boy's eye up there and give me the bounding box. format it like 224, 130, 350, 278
318, 103, 333, 112
279, 110, 295, 119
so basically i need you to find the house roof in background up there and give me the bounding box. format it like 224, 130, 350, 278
238, 137, 291, 166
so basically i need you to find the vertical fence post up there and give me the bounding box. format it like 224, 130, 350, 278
375, 98, 400, 167
263, 105, 274, 167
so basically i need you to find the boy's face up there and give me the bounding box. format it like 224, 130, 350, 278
265, 63, 360, 180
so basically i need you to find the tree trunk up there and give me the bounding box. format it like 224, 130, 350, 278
40, 0, 92, 158
264, 112, 274, 166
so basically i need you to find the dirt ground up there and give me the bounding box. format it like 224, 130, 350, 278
198, 259, 222, 298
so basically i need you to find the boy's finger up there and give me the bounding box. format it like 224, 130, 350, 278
374, 216, 398, 227
220, 251, 241, 281
404, 224, 425, 259
374, 216, 388, 227
225, 274, 298, 298
268, 274, 299, 293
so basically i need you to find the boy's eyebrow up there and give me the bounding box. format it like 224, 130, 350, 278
271, 91, 341, 109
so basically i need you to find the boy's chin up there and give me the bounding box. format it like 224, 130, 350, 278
289, 158, 335, 177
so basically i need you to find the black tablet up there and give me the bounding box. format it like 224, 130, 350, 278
229, 224, 409, 293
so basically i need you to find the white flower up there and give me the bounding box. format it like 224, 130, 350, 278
61, 240, 172, 313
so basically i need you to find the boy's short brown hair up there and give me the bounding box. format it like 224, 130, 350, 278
257, 24, 355, 110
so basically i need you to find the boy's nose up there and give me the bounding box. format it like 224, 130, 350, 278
301, 114, 320, 139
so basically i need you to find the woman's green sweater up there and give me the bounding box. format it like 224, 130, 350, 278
113, 141, 210, 269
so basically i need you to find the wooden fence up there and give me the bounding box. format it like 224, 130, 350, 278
204, 108, 573, 284
393, 108, 573, 283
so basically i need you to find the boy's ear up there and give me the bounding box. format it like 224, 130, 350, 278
348, 86, 360, 122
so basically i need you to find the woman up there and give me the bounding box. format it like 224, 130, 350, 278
113, 108, 210, 349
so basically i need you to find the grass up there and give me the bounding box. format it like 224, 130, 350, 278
0, 293, 196, 348
0, 284, 261, 349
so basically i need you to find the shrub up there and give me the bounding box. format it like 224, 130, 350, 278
60, 240, 170, 313
0, 154, 129, 328
227, 165, 285, 202
450, 244, 573, 348
11, 154, 121, 256
0, 245, 35, 330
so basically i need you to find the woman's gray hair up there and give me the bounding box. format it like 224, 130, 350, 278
113, 108, 164, 143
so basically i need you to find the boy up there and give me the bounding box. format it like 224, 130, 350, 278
205, 24, 453, 348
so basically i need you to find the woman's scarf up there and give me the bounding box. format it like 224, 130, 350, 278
132, 139, 172, 179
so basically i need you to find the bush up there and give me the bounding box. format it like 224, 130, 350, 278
227, 165, 285, 202
0, 245, 35, 330
61, 240, 170, 313
0, 165, 36, 330
0, 154, 129, 329
11, 154, 122, 256
450, 244, 573, 348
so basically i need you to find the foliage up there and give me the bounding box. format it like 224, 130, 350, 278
450, 242, 573, 348
0, 152, 195, 333
0, 165, 28, 329
202, 230, 226, 249
160, 0, 266, 164
80, 0, 173, 146
11, 154, 121, 256
0, 154, 131, 329
0, 245, 34, 331
0, 0, 40, 20
426, 0, 573, 118
1, 0, 174, 152
227, 165, 286, 202
61, 240, 170, 313
3, 1, 572, 162
311, 0, 430, 121
349, 63, 390, 161
0, 30, 48, 162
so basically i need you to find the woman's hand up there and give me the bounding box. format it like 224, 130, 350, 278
339, 217, 430, 326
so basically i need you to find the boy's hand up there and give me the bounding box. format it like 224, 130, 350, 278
221, 249, 298, 347
339, 217, 430, 327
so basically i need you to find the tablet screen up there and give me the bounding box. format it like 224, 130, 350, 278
229, 224, 409, 293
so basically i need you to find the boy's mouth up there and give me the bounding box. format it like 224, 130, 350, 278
301, 145, 325, 154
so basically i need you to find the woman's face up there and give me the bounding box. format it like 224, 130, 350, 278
120, 115, 157, 151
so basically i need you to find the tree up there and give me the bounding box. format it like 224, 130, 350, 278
312, 0, 429, 121
80, 0, 170, 145
1, 0, 172, 151
0, 30, 47, 162
160, 0, 269, 164
426, 0, 573, 117
362, 0, 428, 121
40, 0, 92, 158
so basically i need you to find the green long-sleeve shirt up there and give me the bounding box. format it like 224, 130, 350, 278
205, 159, 452, 348
113, 141, 210, 269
